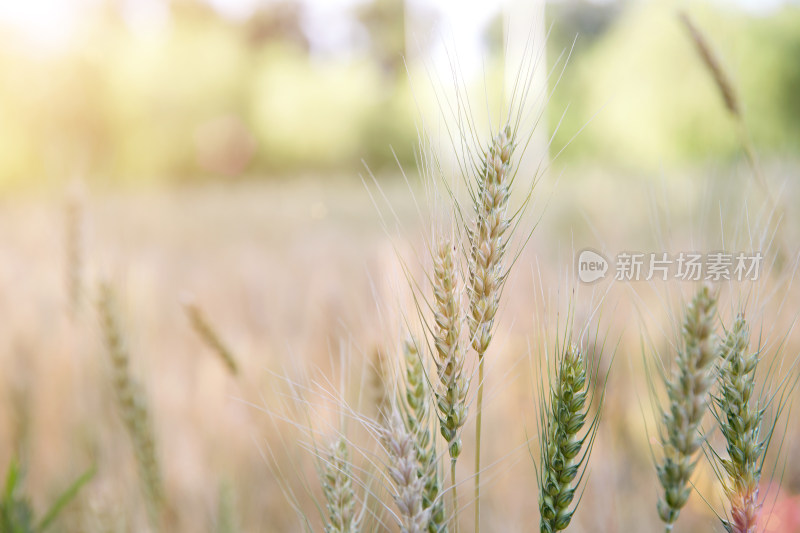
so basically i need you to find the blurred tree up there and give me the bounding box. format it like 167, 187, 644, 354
353, 0, 418, 171
483, 11, 505, 57
546, 2, 800, 169
547, 1, 623, 55
356, 0, 407, 82
246, 2, 309, 52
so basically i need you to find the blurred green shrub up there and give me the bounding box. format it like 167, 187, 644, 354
547, 2, 800, 169
1, 459, 94, 533
0, 1, 798, 190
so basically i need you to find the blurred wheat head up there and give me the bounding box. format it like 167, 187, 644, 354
655, 285, 719, 530
97, 284, 165, 530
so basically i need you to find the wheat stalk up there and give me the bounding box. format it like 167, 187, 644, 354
183, 299, 239, 376
467, 124, 515, 529
430, 238, 468, 529
97, 283, 164, 529
656, 285, 718, 531
401, 340, 445, 533
322, 437, 360, 533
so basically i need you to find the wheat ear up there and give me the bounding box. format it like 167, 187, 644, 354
322, 438, 360, 533
678, 12, 739, 118
183, 300, 239, 376
381, 411, 433, 533
468, 125, 515, 530
677, 12, 777, 205
430, 238, 468, 529
538, 343, 592, 532
714, 316, 762, 533
401, 340, 445, 533
656, 285, 718, 531
97, 283, 164, 528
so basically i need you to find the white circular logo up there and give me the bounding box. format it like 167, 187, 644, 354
578, 249, 609, 283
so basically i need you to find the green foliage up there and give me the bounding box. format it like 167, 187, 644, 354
2, 0, 799, 187
1, 459, 94, 533
1, 461, 34, 533
216, 482, 240, 533
0, 2, 417, 190
249, 44, 382, 172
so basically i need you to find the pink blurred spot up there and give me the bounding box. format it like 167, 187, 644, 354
765, 490, 800, 532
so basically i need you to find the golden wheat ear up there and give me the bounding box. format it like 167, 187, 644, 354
467, 122, 526, 532
430, 238, 469, 462
379, 409, 434, 533
424, 236, 468, 531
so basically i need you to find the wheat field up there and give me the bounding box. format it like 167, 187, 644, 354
1, 161, 798, 532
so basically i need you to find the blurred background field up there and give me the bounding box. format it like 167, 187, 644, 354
1, 0, 800, 188
1, 0, 800, 532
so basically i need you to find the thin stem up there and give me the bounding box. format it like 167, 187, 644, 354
451, 458, 459, 533
474, 355, 485, 533
735, 121, 768, 200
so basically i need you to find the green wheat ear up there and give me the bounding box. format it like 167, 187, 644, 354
183, 299, 239, 376
401, 340, 445, 533
97, 283, 165, 529
321, 438, 360, 533
656, 286, 719, 531
537, 342, 598, 533
713, 315, 762, 533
